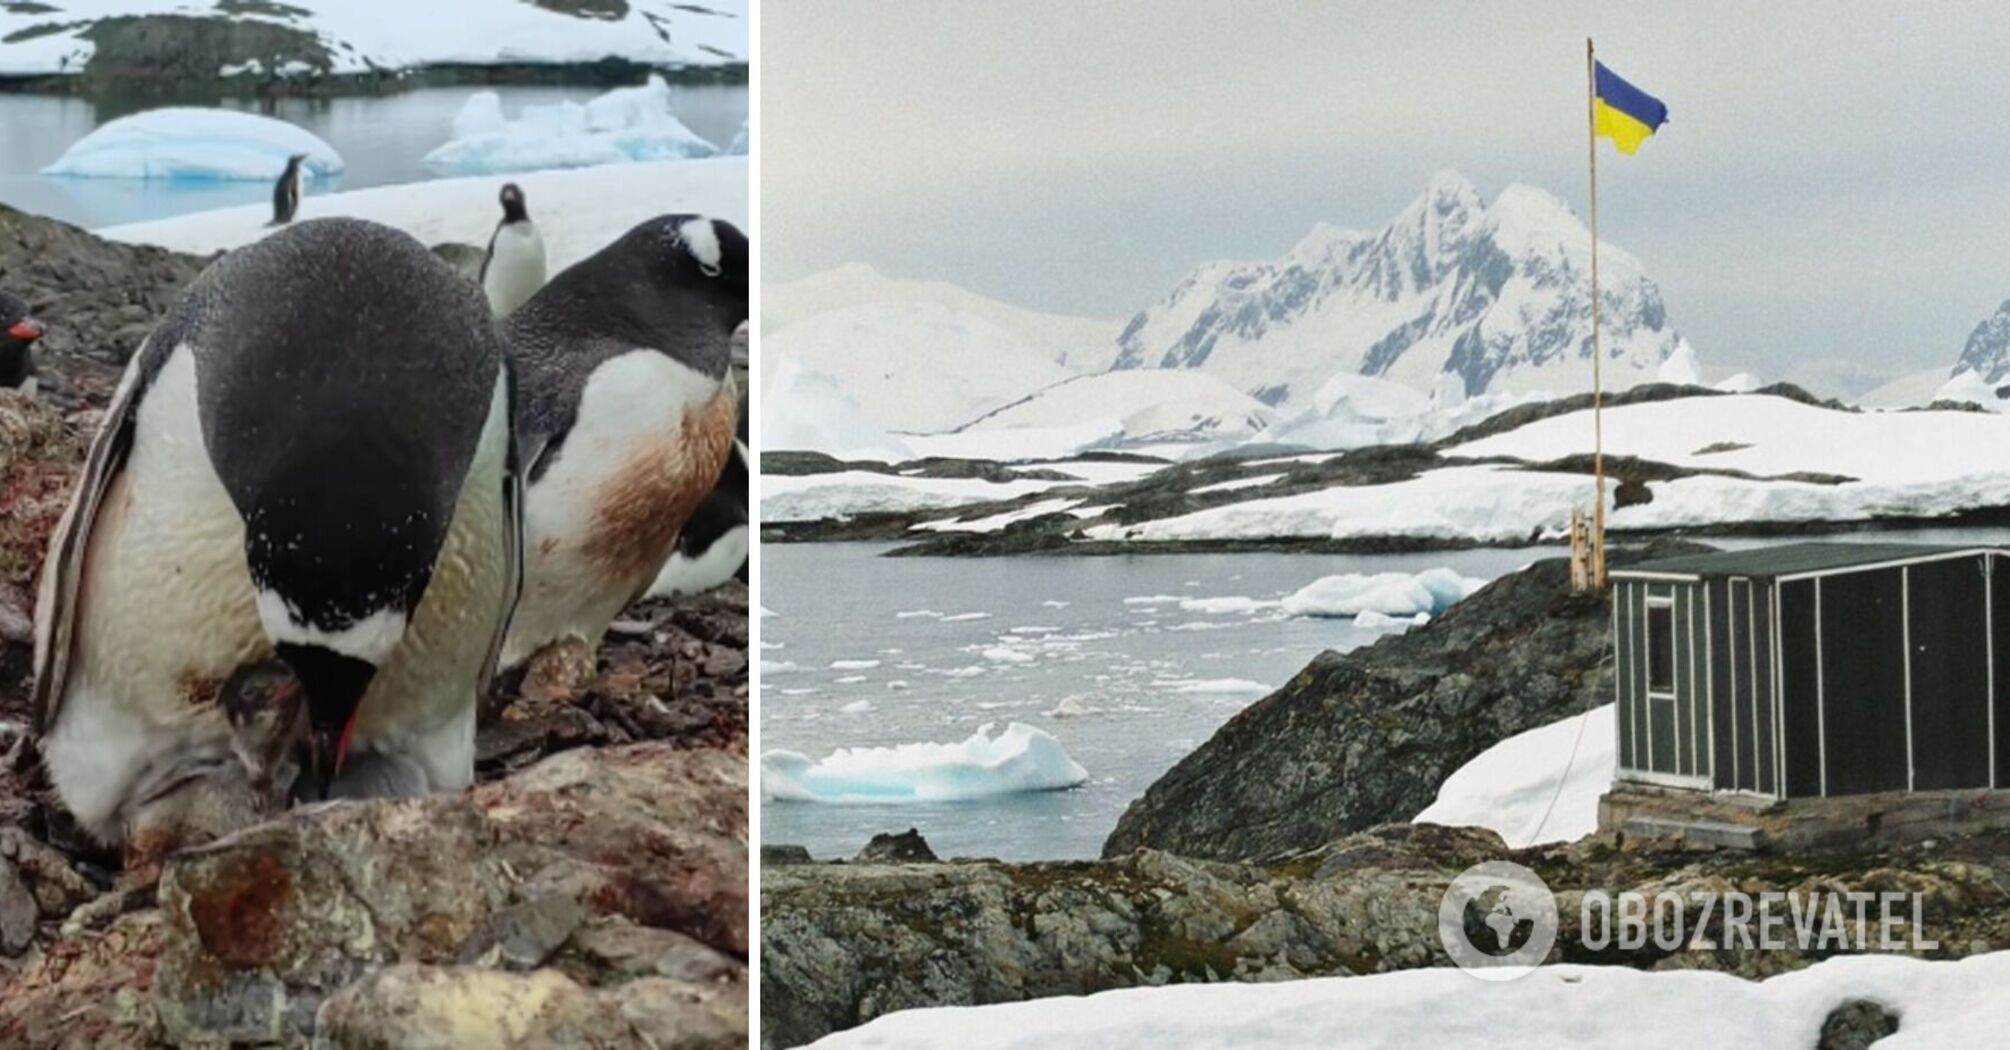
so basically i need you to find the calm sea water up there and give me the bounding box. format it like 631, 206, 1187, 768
760, 526, 2010, 863
0, 84, 747, 228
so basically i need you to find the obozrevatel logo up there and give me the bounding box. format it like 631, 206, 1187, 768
1438, 860, 1559, 981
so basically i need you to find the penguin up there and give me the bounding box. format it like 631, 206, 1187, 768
480, 182, 547, 318
269, 153, 307, 226
32, 217, 522, 850
645, 432, 747, 599
0, 291, 41, 390
499, 214, 746, 670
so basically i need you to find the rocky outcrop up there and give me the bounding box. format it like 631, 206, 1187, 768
0, 205, 207, 369
762, 822, 2010, 1048
0, 745, 749, 1048
1101, 544, 1701, 862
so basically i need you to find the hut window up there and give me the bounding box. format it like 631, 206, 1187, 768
1646, 599, 1676, 694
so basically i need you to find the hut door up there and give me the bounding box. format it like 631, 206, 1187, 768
1726, 577, 1774, 793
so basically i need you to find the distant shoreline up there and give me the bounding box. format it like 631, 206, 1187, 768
0, 59, 747, 100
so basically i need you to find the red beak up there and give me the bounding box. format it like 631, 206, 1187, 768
6, 321, 38, 342
335, 707, 361, 774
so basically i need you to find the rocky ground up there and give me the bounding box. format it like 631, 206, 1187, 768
761, 823, 2001, 1048
0, 206, 748, 1047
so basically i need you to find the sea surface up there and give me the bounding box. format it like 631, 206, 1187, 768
760, 526, 2010, 863
0, 83, 747, 228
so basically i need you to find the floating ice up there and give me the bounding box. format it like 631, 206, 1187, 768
422, 76, 717, 176
1353, 609, 1430, 630
1163, 678, 1272, 695
840, 699, 873, 714
43, 108, 344, 182
1177, 595, 1279, 615
830, 659, 881, 670
1279, 568, 1485, 619
941, 612, 992, 622
760, 722, 1090, 803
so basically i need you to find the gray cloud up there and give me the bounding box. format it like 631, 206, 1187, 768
764, 0, 2010, 383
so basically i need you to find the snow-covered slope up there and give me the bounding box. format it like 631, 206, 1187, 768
760, 357, 915, 463
805, 952, 2010, 1049
764, 302, 1074, 434
1860, 366, 1965, 409
766, 264, 1122, 371
1112, 172, 1688, 408
0, 0, 745, 77
959, 371, 1277, 446
100, 156, 746, 273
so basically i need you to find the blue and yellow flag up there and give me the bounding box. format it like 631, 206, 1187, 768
1593, 62, 1668, 155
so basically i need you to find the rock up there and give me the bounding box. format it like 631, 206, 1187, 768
1817, 999, 1900, 1050
0, 205, 206, 370
763, 823, 2010, 1048
79, 15, 334, 92
855, 828, 937, 864
0, 853, 36, 955
314, 964, 745, 1050
1103, 543, 1707, 862
0, 744, 745, 1047
761, 845, 813, 866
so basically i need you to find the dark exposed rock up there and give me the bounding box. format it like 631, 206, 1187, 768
0, 205, 207, 369
763, 822, 2010, 1048
761, 845, 814, 866
1101, 542, 1709, 862
855, 829, 937, 864
1817, 998, 1901, 1050
80, 14, 334, 93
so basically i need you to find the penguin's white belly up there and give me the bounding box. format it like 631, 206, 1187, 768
503, 350, 734, 668
483, 223, 546, 318
45, 348, 267, 839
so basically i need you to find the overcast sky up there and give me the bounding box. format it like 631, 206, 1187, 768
764, 1, 2010, 388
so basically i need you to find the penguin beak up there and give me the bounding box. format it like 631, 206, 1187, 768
307, 709, 361, 800
6, 320, 39, 342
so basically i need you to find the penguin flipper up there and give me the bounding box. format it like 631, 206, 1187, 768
31, 345, 154, 734
476, 364, 527, 696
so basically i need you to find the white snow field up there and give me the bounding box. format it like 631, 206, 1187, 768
764, 301, 1074, 434
765, 263, 1121, 371
0, 0, 745, 78
1091, 393, 2010, 545
760, 357, 916, 463
760, 722, 1090, 803
101, 156, 747, 272
805, 951, 2010, 1049
912, 498, 1085, 534
952, 371, 1279, 452
761, 459, 1165, 523
41, 108, 344, 181
422, 76, 718, 176
1415, 704, 1614, 847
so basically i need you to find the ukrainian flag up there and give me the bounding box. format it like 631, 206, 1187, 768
1593, 62, 1668, 155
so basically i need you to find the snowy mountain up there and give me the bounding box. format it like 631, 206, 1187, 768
1111, 172, 1691, 408
766, 264, 1121, 371
958, 371, 1277, 445
1953, 300, 2010, 383
763, 301, 1073, 434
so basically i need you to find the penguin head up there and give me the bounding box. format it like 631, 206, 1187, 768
0, 293, 40, 383
274, 641, 379, 798
220, 659, 306, 787
499, 182, 529, 224
649, 215, 748, 335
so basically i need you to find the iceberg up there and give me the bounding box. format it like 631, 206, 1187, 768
728, 117, 749, 155
760, 722, 1090, 803
423, 76, 718, 176
42, 108, 344, 182
1279, 568, 1486, 619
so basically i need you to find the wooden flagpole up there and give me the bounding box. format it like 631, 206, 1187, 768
1586, 36, 1607, 590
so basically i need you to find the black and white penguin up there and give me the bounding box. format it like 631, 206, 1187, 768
0, 291, 42, 390
646, 422, 747, 598
33, 217, 522, 848
480, 182, 547, 318
499, 214, 746, 669
269, 153, 307, 226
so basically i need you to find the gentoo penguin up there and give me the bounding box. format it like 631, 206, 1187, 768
499, 214, 745, 670
269, 153, 306, 226
480, 182, 547, 318
0, 291, 41, 389
33, 217, 522, 849
645, 430, 747, 599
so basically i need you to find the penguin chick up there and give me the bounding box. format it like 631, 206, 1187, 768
270, 153, 307, 226
480, 182, 546, 318
498, 215, 746, 670
0, 291, 42, 390
33, 218, 523, 845
218, 658, 306, 795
